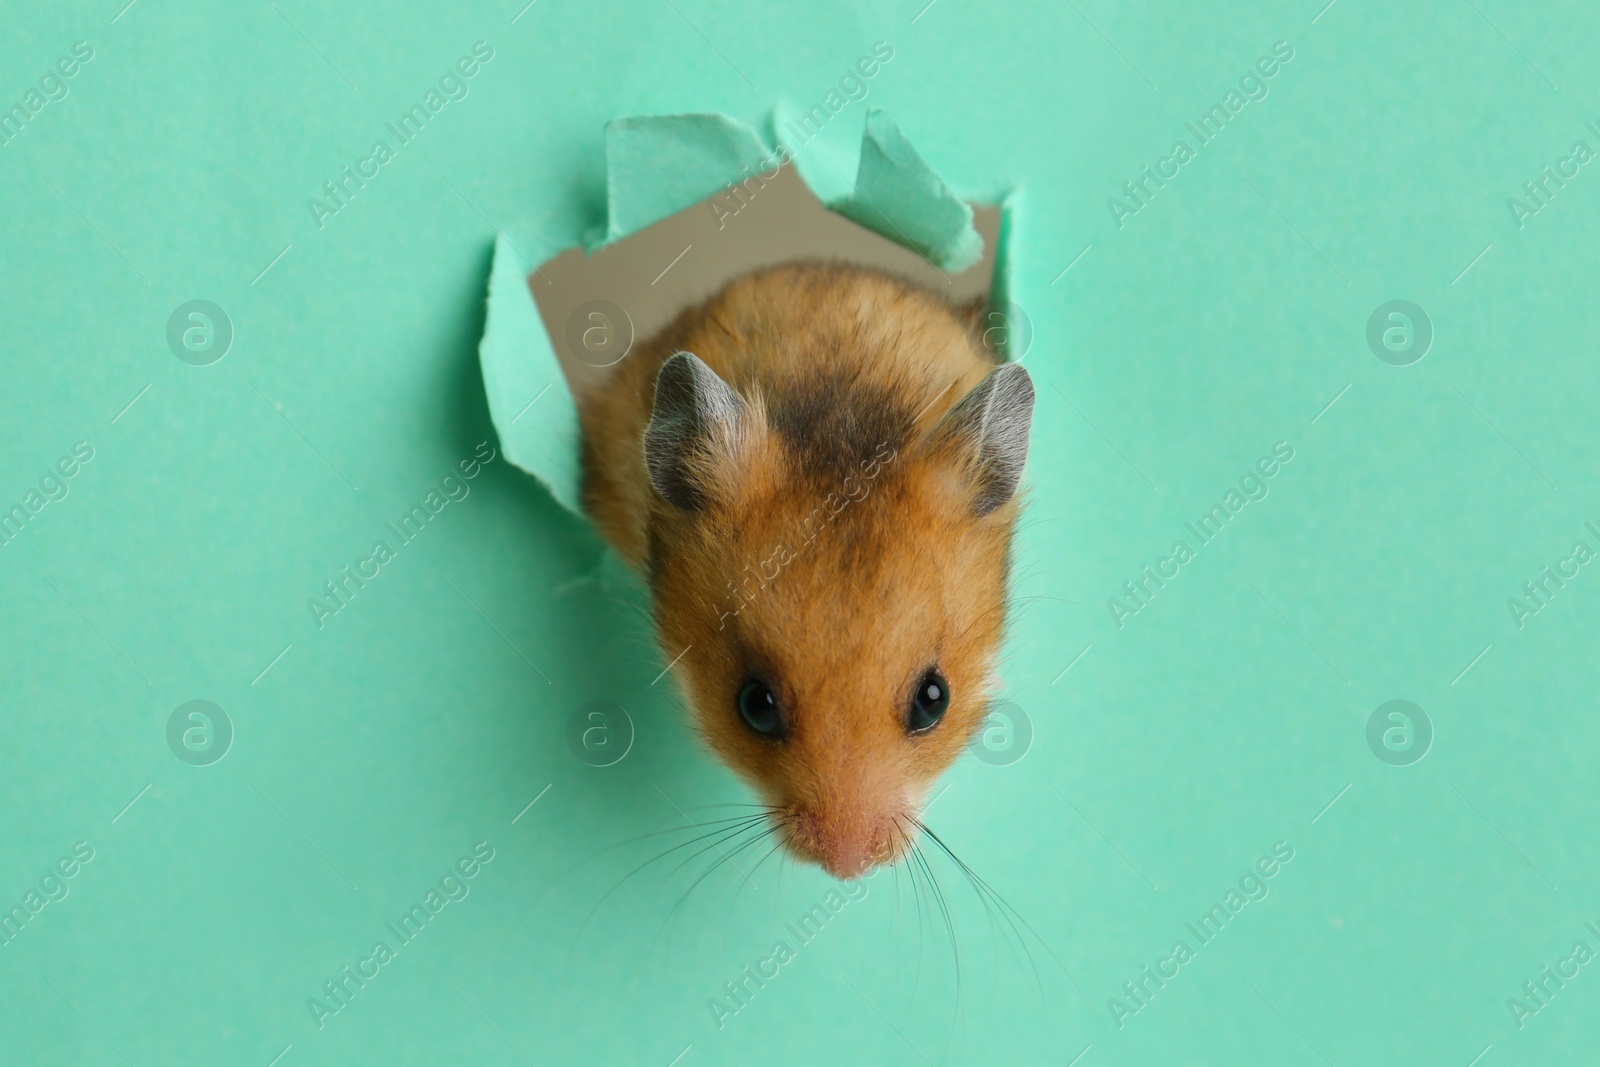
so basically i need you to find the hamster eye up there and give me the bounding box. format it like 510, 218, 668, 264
907, 670, 949, 734
736, 678, 783, 737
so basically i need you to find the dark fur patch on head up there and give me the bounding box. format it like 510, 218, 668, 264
768, 371, 915, 483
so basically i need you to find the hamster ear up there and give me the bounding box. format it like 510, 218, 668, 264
643, 351, 746, 510
926, 363, 1035, 515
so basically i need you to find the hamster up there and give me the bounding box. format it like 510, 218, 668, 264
576, 261, 1035, 880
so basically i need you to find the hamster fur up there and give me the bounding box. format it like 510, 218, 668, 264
576, 261, 1035, 879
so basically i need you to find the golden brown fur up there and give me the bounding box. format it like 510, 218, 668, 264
576, 262, 1024, 879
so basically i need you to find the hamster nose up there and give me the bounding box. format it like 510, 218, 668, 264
820, 838, 871, 881
801, 811, 892, 880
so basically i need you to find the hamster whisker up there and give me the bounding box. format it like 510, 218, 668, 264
540, 811, 771, 910
666, 809, 788, 903
914, 818, 1056, 1002
914, 819, 1019, 945
892, 816, 929, 994
652, 819, 790, 953
726, 822, 791, 910
655, 816, 775, 890
572, 811, 775, 878
950, 596, 1014, 646
917, 829, 964, 1018
738, 835, 789, 905
561, 813, 773, 971
649, 820, 785, 956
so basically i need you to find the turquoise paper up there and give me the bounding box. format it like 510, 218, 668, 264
3, 3, 1598, 1066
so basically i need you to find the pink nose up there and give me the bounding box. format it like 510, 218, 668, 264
794, 811, 892, 880
819, 834, 873, 880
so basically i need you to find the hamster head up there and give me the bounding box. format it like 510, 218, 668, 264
640, 344, 1034, 881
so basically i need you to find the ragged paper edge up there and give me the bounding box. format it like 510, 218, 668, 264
992, 187, 1022, 345
480, 234, 583, 515
831, 108, 985, 274
478, 110, 1015, 518
602, 113, 774, 246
